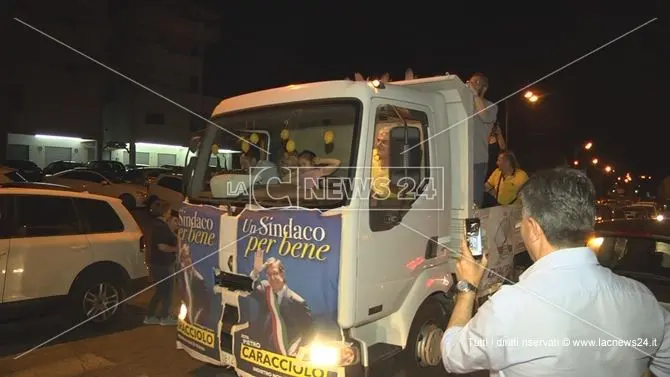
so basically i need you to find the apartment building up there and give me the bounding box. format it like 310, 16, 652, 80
6, 0, 221, 168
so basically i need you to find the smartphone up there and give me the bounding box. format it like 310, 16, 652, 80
465, 218, 483, 259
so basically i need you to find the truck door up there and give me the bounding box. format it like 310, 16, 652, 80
355, 101, 440, 321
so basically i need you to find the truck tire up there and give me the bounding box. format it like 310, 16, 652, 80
402, 296, 454, 376
68, 271, 126, 328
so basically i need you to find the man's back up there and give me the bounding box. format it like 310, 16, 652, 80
489, 247, 667, 376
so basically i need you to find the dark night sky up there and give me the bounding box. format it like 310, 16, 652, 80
203, 3, 666, 177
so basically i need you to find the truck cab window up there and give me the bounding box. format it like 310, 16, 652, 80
369, 105, 431, 231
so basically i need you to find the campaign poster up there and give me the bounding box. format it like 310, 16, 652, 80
477, 205, 516, 298
176, 203, 223, 361
234, 209, 341, 377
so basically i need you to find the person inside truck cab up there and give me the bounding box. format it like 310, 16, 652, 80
484, 151, 527, 206
467, 72, 498, 208
282, 150, 340, 189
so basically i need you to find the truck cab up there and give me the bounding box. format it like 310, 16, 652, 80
176, 75, 524, 377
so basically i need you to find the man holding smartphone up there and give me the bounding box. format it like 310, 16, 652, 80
440, 168, 670, 376
467, 73, 498, 208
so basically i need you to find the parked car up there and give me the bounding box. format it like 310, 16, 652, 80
613, 204, 661, 221
589, 218, 670, 305
86, 160, 127, 176
0, 186, 148, 325
514, 218, 670, 308
43, 160, 86, 175
43, 169, 148, 209
146, 173, 184, 207
0, 167, 28, 183
124, 167, 171, 187
3, 160, 43, 181
595, 203, 614, 223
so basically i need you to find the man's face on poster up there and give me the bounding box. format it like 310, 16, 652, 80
266, 263, 285, 292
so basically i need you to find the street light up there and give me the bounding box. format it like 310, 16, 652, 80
524, 91, 534, 99
605, 165, 612, 173
584, 142, 593, 150
573, 160, 579, 166
592, 158, 599, 165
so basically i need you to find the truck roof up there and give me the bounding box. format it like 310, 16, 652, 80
211, 75, 468, 118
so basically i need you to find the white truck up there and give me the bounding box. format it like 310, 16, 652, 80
175, 74, 525, 377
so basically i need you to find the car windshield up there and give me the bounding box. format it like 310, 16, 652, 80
188, 100, 361, 207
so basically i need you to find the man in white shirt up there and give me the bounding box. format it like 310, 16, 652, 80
441, 167, 670, 376
468, 73, 498, 208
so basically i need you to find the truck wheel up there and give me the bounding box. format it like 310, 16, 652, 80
69, 272, 126, 327
403, 297, 453, 376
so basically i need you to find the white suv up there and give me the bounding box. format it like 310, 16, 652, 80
0, 183, 148, 326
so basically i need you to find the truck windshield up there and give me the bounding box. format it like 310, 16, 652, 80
187, 100, 361, 208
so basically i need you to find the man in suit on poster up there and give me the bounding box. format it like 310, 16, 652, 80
179, 243, 210, 325
248, 248, 313, 356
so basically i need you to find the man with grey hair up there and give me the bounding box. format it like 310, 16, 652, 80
441, 168, 670, 376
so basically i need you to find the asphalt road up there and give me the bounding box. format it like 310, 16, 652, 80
0, 209, 487, 377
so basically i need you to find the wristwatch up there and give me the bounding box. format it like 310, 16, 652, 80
456, 280, 478, 294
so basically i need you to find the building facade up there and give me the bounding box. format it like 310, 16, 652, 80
6, 0, 221, 168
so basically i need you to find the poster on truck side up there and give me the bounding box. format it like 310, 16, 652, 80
477, 205, 518, 298
234, 208, 341, 377
176, 203, 224, 361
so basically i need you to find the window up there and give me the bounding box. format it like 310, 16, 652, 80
74, 198, 124, 233
599, 237, 670, 275
14, 195, 80, 237
370, 105, 430, 201
158, 176, 183, 192
145, 113, 165, 125
368, 104, 432, 231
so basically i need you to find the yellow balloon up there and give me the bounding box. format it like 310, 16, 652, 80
241, 141, 250, 152
211, 144, 219, 154
324, 130, 334, 144
250, 133, 259, 144
286, 139, 295, 153
280, 129, 290, 140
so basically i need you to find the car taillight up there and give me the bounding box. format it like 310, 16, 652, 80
140, 236, 147, 253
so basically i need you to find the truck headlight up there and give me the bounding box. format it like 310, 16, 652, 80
297, 340, 359, 367
178, 303, 187, 321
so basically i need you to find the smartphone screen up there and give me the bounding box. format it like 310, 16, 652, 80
465, 218, 483, 259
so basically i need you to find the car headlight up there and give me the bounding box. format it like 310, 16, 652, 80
587, 236, 604, 251
178, 303, 187, 321
656, 214, 664, 222
295, 340, 359, 367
